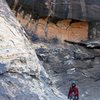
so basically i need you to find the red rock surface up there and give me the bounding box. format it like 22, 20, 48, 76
16, 14, 88, 42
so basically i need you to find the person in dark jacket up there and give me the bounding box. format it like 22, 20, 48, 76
68, 81, 79, 100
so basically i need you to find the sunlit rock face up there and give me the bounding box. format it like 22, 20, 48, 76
0, 0, 68, 100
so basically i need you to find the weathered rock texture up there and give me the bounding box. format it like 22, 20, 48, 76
6, 0, 100, 42
47, 0, 100, 40
2, 0, 100, 100
17, 17, 88, 42
0, 0, 68, 100
35, 41, 100, 100
8, 0, 100, 21
48, 0, 100, 21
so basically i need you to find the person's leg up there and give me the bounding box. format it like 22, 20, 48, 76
74, 96, 78, 100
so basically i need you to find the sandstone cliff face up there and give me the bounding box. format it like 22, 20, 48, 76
6, 0, 100, 42
16, 16, 88, 42
0, 0, 68, 100
2, 0, 100, 100
48, 0, 100, 21
45, 0, 100, 40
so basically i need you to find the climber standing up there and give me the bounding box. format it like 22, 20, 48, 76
68, 81, 79, 100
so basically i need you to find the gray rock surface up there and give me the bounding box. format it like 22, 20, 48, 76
0, 0, 68, 100
6, 0, 100, 21
35, 42, 100, 100
46, 0, 100, 21
2, 0, 100, 100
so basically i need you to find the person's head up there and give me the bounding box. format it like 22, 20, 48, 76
71, 80, 76, 87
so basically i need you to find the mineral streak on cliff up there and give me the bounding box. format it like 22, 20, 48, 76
6, 0, 100, 42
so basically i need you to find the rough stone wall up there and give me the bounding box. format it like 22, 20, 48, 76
6, 0, 100, 41
48, 0, 100, 21
0, 0, 68, 99
47, 0, 100, 40
88, 21, 100, 39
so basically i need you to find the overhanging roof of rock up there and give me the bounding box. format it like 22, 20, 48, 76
43, 0, 100, 21
23, 0, 49, 17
